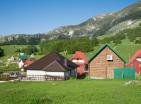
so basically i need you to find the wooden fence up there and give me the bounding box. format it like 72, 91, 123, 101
0, 75, 10, 81
0, 74, 69, 81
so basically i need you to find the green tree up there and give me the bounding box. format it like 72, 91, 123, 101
0, 47, 4, 57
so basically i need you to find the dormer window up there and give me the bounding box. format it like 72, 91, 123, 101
72, 58, 84, 63
72, 59, 77, 63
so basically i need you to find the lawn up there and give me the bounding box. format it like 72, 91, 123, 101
0, 80, 141, 104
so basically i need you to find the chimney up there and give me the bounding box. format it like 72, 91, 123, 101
64, 59, 67, 66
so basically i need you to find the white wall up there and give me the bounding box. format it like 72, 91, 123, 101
46, 72, 65, 76
27, 70, 65, 77
27, 70, 46, 76
26, 70, 77, 80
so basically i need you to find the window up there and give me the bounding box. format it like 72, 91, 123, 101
107, 55, 113, 61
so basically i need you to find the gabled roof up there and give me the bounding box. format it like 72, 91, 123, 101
43, 60, 68, 72
128, 50, 141, 64
19, 54, 28, 60
88, 44, 127, 63
71, 51, 88, 63
26, 52, 78, 71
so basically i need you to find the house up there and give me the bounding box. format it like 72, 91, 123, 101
19, 53, 28, 60
18, 59, 34, 71
17, 53, 33, 71
24, 59, 34, 67
26, 52, 78, 80
88, 44, 127, 79
127, 50, 141, 75
70, 51, 88, 77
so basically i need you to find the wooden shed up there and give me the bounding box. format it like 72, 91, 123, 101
26, 52, 78, 80
70, 51, 88, 77
88, 44, 127, 79
127, 50, 141, 75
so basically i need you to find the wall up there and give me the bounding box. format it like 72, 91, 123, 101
27, 70, 46, 76
46, 72, 65, 76
27, 70, 65, 76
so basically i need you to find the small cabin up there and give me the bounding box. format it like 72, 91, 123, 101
88, 44, 127, 79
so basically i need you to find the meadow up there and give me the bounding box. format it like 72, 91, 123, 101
0, 80, 141, 104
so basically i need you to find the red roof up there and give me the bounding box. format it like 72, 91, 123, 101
71, 51, 88, 63
128, 50, 141, 64
24, 59, 34, 66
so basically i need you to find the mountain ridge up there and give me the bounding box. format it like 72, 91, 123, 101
0, 1, 141, 44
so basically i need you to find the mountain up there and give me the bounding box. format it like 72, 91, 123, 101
0, 34, 45, 45
45, 2, 141, 39
0, 1, 141, 44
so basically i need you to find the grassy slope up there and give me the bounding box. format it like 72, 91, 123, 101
0, 45, 40, 71
0, 41, 141, 62
113, 38, 141, 62
0, 45, 28, 56
85, 39, 141, 62
0, 80, 141, 104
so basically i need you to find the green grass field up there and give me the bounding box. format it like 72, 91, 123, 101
0, 80, 141, 104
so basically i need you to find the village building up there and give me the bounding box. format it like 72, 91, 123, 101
127, 50, 141, 75
17, 53, 34, 71
26, 52, 78, 80
70, 51, 88, 77
88, 44, 127, 79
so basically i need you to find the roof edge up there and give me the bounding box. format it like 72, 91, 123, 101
88, 44, 127, 63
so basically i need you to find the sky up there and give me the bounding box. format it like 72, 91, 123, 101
0, 0, 138, 35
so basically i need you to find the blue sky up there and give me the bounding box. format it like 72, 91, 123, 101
0, 0, 138, 35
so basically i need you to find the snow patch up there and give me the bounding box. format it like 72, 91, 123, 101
127, 20, 133, 25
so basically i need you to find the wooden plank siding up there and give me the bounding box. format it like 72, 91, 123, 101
89, 47, 125, 79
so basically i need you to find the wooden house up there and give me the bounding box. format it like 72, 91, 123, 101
70, 51, 88, 77
88, 44, 127, 79
127, 50, 141, 74
26, 52, 78, 80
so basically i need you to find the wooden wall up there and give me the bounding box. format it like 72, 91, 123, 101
89, 47, 125, 79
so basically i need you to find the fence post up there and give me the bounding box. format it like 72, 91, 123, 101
122, 71, 124, 80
